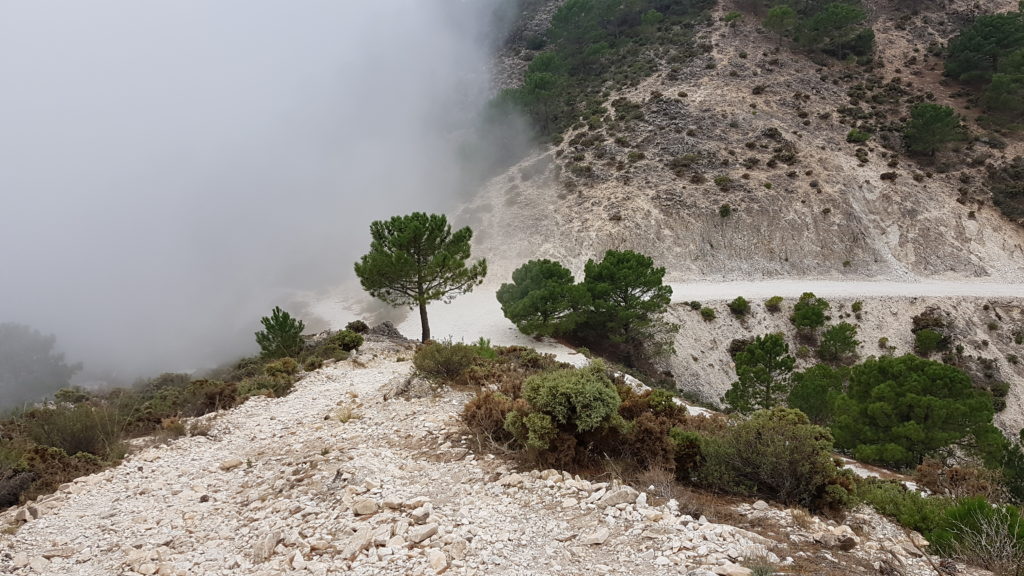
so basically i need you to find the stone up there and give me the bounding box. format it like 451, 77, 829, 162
341, 526, 374, 560
352, 499, 378, 516
138, 563, 158, 575
497, 474, 525, 487
407, 523, 438, 544
713, 563, 753, 576
28, 556, 49, 572
12, 553, 28, 567
410, 505, 432, 524
561, 498, 578, 509
427, 549, 448, 572
447, 538, 470, 561
597, 486, 639, 508
14, 508, 31, 522
219, 459, 243, 472
383, 495, 403, 509
40, 547, 76, 559
253, 530, 282, 562
580, 527, 610, 545
752, 500, 769, 511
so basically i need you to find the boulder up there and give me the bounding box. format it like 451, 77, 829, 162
580, 527, 610, 545
352, 499, 378, 516
407, 523, 438, 544
597, 487, 639, 508
427, 549, 448, 572
219, 459, 244, 472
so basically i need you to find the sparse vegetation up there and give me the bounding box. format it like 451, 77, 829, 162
727, 296, 750, 317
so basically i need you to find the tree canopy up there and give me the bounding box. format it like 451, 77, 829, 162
582, 249, 675, 361
496, 259, 589, 337
254, 307, 305, 359
723, 333, 796, 414
354, 213, 486, 342
792, 292, 829, 331
831, 355, 996, 469
904, 103, 964, 156
0, 323, 81, 409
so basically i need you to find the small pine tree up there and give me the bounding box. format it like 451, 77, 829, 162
904, 103, 964, 156
792, 292, 829, 331
255, 307, 305, 359
724, 333, 796, 414
818, 322, 860, 364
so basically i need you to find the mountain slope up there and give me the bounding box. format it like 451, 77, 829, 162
0, 339, 985, 576
468, 0, 1024, 283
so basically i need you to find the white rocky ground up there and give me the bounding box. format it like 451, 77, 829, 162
0, 338, 981, 576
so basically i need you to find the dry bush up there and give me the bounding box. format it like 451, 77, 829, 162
947, 507, 1024, 576
913, 459, 1007, 502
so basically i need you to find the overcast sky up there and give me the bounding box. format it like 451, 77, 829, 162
0, 0, 514, 383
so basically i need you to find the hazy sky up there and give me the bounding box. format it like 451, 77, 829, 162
0, 1, 514, 382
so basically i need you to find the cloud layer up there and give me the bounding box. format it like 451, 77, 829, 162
0, 0, 514, 385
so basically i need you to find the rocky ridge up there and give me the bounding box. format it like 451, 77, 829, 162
0, 338, 990, 576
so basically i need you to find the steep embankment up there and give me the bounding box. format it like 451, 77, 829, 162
447, 0, 1024, 438
0, 338, 979, 576
466, 0, 1024, 283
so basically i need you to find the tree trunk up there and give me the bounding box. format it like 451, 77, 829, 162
419, 300, 430, 342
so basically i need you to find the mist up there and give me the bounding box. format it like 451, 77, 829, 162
0, 0, 522, 392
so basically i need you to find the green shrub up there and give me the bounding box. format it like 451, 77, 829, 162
851, 301, 863, 313
792, 292, 829, 331
700, 307, 716, 321
915, 329, 945, 356
24, 403, 125, 460
345, 320, 370, 334
329, 330, 364, 352
933, 498, 1024, 575
688, 301, 702, 311
414, 339, 478, 381
237, 375, 292, 399
714, 176, 733, 189
265, 357, 298, 378
846, 129, 871, 143
817, 322, 860, 364
765, 296, 783, 312
520, 363, 621, 434
857, 479, 953, 541
719, 203, 733, 218
728, 296, 750, 317
255, 307, 305, 359
669, 428, 704, 482
723, 10, 742, 23
699, 408, 840, 508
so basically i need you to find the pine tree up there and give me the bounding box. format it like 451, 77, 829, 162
354, 213, 486, 342
255, 307, 305, 359
723, 333, 796, 414
496, 259, 589, 337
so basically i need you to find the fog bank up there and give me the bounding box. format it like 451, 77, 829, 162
0, 0, 519, 388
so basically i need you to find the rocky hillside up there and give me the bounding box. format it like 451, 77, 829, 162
0, 338, 988, 576
467, 0, 1024, 282
451, 0, 1024, 441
